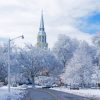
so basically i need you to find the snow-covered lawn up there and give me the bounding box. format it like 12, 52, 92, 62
52, 87, 100, 99
0, 86, 26, 100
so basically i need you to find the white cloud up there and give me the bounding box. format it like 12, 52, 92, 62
0, 0, 99, 48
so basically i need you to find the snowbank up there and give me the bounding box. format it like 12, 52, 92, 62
52, 87, 100, 99
0, 86, 26, 100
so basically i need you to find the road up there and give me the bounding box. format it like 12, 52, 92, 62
24, 88, 92, 100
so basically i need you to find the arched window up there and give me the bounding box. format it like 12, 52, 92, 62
42, 36, 44, 42
45, 36, 46, 43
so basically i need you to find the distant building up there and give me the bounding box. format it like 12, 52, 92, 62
36, 11, 48, 49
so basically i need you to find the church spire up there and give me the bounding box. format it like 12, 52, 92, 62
36, 11, 48, 49
39, 10, 44, 31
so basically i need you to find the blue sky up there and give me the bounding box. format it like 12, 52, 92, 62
77, 12, 100, 34
0, 0, 100, 47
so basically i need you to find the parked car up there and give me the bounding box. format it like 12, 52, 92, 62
70, 87, 79, 90
52, 84, 59, 87
70, 84, 79, 90
42, 85, 53, 89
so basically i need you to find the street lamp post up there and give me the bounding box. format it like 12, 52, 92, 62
8, 35, 24, 92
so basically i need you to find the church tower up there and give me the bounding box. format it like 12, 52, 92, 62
36, 11, 48, 49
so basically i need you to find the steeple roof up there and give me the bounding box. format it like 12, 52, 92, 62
39, 10, 44, 31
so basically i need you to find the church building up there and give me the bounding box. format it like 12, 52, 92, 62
36, 11, 48, 49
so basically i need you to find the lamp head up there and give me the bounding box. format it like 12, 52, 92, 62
21, 35, 24, 39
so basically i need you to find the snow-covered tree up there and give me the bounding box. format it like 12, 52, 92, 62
9, 46, 28, 85
91, 65, 100, 84
18, 45, 62, 85
53, 34, 78, 68
92, 34, 100, 68
92, 34, 100, 84
92, 34, 100, 48
0, 46, 8, 83
62, 41, 94, 86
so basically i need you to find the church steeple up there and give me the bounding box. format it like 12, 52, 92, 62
39, 11, 44, 31
36, 11, 48, 49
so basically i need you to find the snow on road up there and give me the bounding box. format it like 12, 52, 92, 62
0, 86, 26, 100
52, 87, 100, 99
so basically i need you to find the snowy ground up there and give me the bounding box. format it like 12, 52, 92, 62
1, 85, 100, 100
0, 86, 26, 100
52, 87, 100, 99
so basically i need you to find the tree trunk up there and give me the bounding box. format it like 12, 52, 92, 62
31, 76, 35, 88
